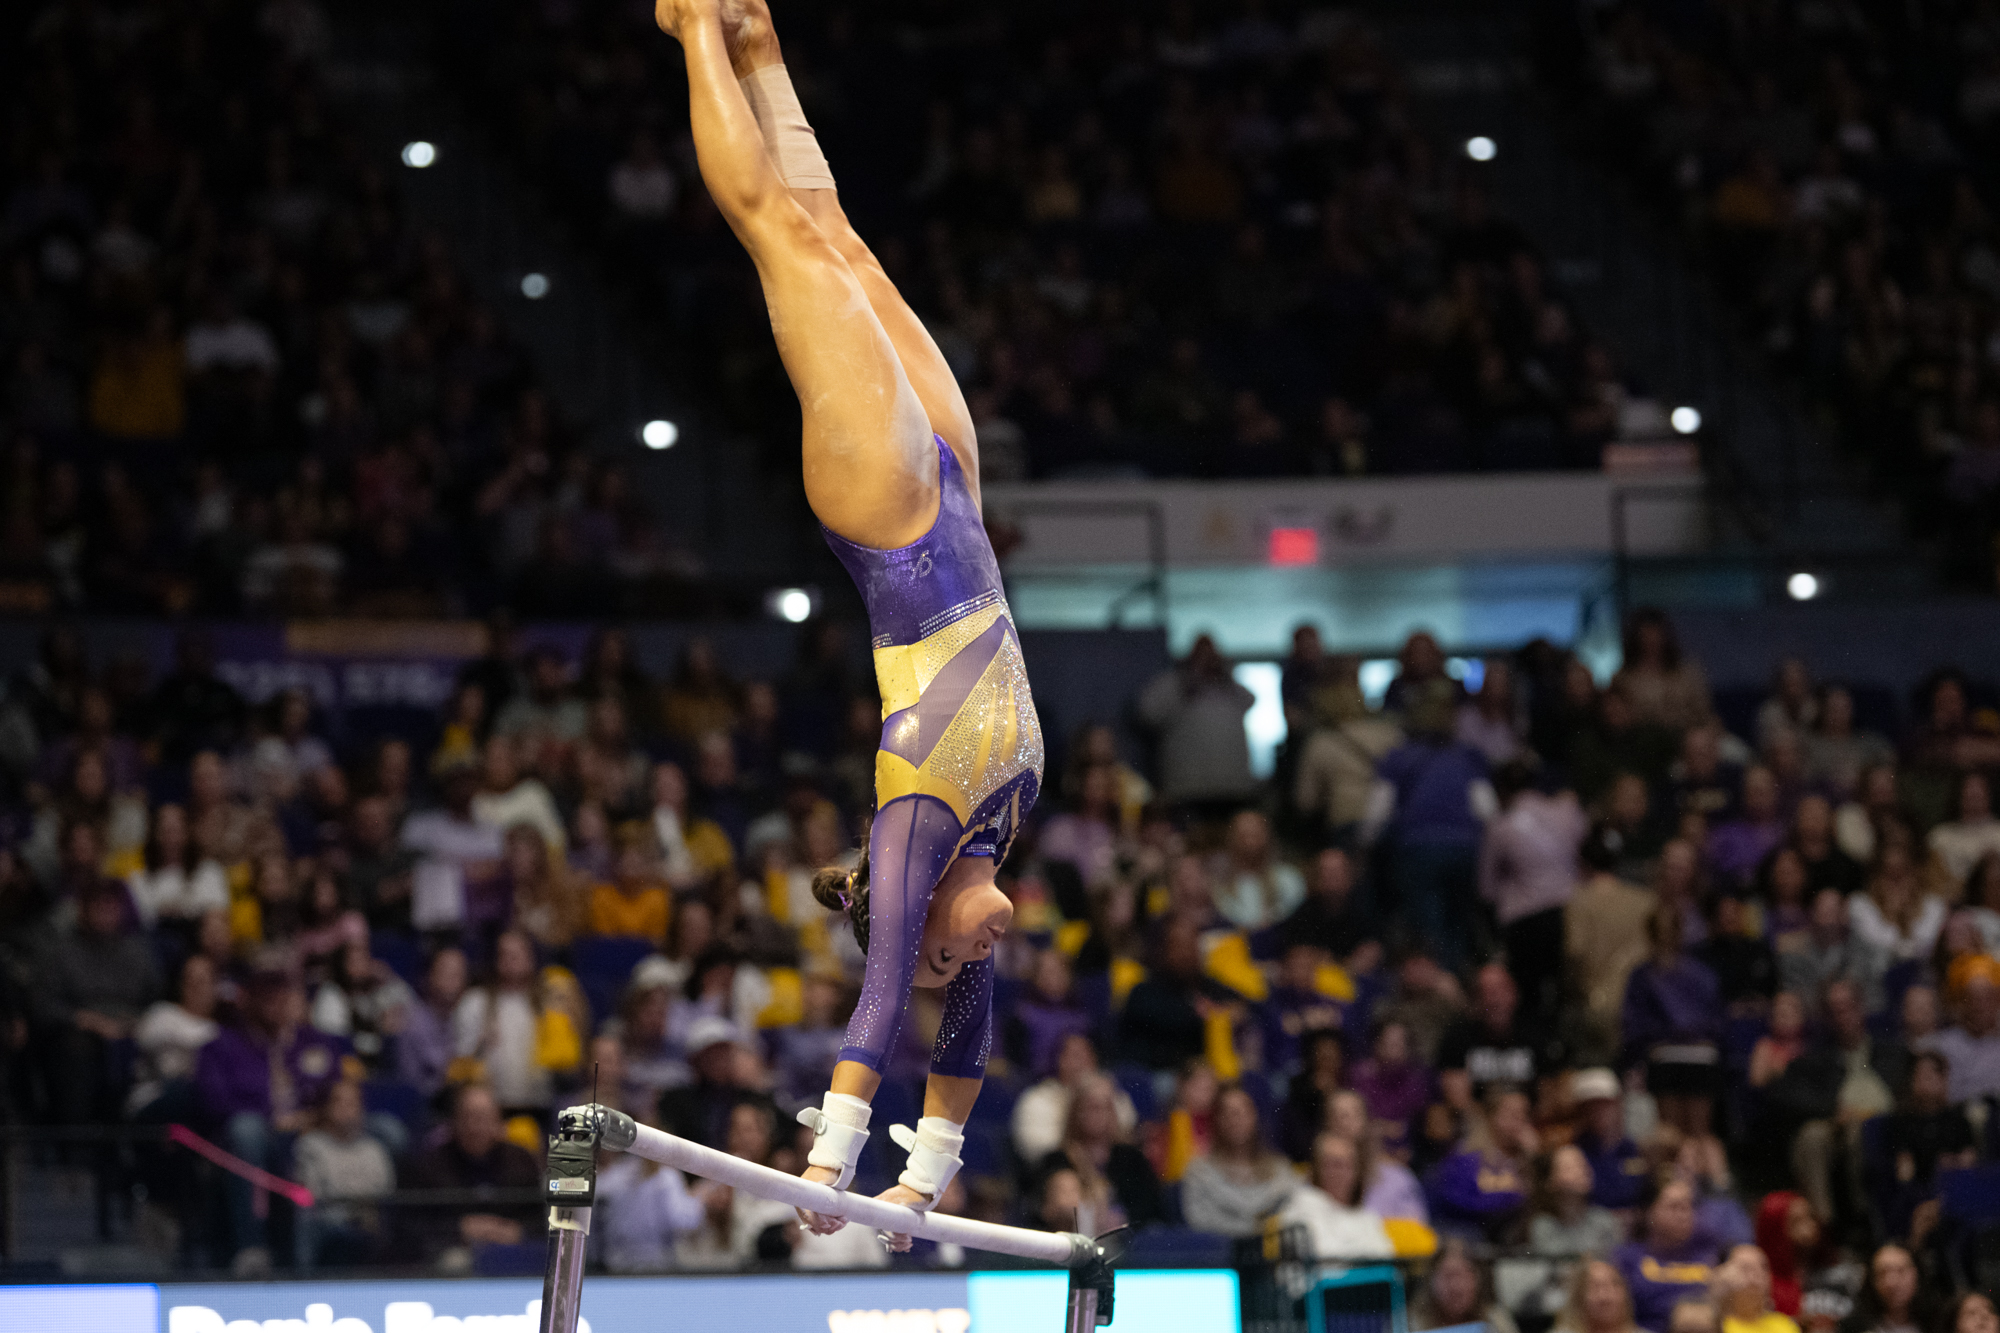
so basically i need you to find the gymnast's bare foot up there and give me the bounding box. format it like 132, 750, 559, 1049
655, 0, 776, 75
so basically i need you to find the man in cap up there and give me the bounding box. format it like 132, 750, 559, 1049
195, 952, 351, 1273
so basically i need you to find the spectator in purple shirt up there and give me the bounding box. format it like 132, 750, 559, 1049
1621, 902, 1724, 1139
1425, 1085, 1537, 1241
1350, 1018, 1431, 1154
396, 946, 468, 1098
1373, 697, 1494, 972
196, 957, 352, 1274
1707, 766, 1787, 892
1005, 948, 1097, 1080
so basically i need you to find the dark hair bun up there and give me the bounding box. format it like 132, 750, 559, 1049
811, 848, 871, 955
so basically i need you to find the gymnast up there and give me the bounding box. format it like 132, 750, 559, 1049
651, 0, 1044, 1248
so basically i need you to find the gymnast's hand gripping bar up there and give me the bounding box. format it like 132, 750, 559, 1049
536, 1104, 1118, 1333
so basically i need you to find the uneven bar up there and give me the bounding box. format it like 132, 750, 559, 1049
573, 1105, 1095, 1268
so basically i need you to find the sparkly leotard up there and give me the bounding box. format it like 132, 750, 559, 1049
821, 437, 1043, 1080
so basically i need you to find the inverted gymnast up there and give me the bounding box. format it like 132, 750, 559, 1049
652, 0, 1043, 1247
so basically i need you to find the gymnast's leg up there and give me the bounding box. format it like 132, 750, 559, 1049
722, 2, 981, 496
654, 0, 938, 549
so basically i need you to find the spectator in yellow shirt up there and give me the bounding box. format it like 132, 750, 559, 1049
1717, 1243, 1800, 1333
88, 307, 185, 440
587, 832, 672, 944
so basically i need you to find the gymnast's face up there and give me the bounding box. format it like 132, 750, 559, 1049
915, 860, 1014, 989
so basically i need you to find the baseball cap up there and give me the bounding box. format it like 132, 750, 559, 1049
1571, 1068, 1620, 1103
683, 1015, 745, 1056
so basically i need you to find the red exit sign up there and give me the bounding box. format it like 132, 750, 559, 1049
1268, 526, 1319, 566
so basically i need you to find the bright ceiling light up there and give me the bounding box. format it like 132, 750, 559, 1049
641, 420, 679, 450
401, 141, 437, 169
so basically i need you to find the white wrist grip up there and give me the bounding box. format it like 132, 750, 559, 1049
798, 1092, 871, 1191
890, 1116, 966, 1209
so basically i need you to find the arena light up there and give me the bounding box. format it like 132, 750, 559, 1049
1671, 405, 1703, 434
1464, 135, 1497, 162
1787, 571, 1820, 601
772, 588, 813, 623
520, 272, 551, 300
401, 140, 438, 169
640, 419, 679, 450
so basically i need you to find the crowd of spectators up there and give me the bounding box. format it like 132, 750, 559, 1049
446, 0, 1655, 483
5, 603, 2000, 1328
0, 0, 687, 619
1537, 0, 2000, 587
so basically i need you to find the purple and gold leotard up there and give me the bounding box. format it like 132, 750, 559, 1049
820, 436, 1043, 1080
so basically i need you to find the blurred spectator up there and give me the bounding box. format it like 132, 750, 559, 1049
673, 1100, 795, 1269
1554, 1260, 1644, 1333
1710, 769, 1788, 893
1754, 1193, 1833, 1318
35, 879, 160, 1122
1373, 694, 1493, 971
1879, 1050, 1975, 1228
311, 933, 415, 1070
1118, 918, 1239, 1071
1278, 847, 1372, 969
1622, 903, 1723, 1136
1612, 612, 1712, 734
398, 947, 468, 1098
1569, 830, 1659, 1058
1531, 1143, 1624, 1257
1928, 772, 2000, 885
1007, 949, 1095, 1079
1315, 1095, 1420, 1230
1411, 1240, 1522, 1333
1012, 1032, 1137, 1165
1294, 675, 1404, 846
1571, 1068, 1647, 1212
1778, 891, 1884, 1013
472, 736, 564, 855
595, 1142, 707, 1271
588, 832, 673, 944
1758, 661, 1818, 753
1837, 1244, 1936, 1333
1436, 964, 1564, 1111
505, 826, 584, 952
1277, 1028, 1349, 1163
1715, 1243, 1799, 1333
452, 929, 577, 1114
1923, 971, 2000, 1103
294, 1079, 395, 1269
1848, 849, 1946, 967
1802, 689, 1893, 800
128, 953, 221, 1119
1614, 1178, 1719, 1333
1350, 1019, 1430, 1155
1762, 980, 1895, 1231
403, 755, 505, 935
400, 1083, 541, 1269
1426, 1085, 1537, 1242
1481, 762, 1588, 1020
1137, 636, 1255, 811
1277, 1132, 1394, 1259
1179, 1081, 1295, 1238
126, 802, 228, 928
1213, 809, 1304, 932
1459, 660, 1527, 766
1031, 1072, 1165, 1232
195, 962, 350, 1273
657, 1016, 769, 1150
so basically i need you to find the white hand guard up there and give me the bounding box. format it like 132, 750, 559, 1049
889, 1116, 966, 1210
797, 1091, 872, 1191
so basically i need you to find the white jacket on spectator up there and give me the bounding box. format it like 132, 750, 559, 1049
1137, 669, 1256, 804
1276, 1186, 1393, 1259
1010, 1077, 1139, 1163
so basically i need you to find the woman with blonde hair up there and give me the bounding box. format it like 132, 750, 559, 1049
505, 824, 585, 952
1848, 842, 1945, 965
1033, 1072, 1164, 1231
1556, 1259, 1643, 1333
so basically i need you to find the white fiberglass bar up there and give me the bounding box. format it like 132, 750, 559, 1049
582, 1107, 1088, 1268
